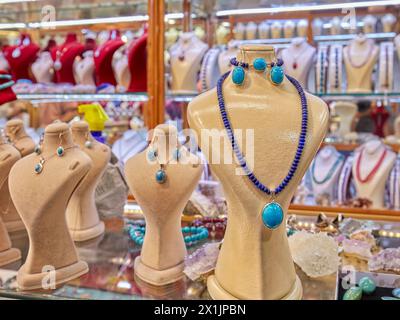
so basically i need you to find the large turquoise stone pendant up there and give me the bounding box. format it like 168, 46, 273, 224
232, 66, 245, 85
261, 202, 284, 229
155, 169, 167, 184
253, 58, 267, 71
270, 66, 284, 85
57, 146, 64, 157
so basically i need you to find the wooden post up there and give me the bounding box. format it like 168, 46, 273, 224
146, 0, 165, 129
183, 0, 192, 33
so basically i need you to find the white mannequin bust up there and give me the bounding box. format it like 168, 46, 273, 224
112, 44, 130, 90
281, 37, 316, 88
284, 20, 296, 38
216, 24, 229, 45
73, 50, 95, 86
310, 145, 345, 205
218, 40, 239, 75
166, 28, 179, 48
382, 14, 396, 32
352, 140, 396, 209
363, 15, 378, 34
271, 21, 282, 39
245, 22, 258, 40
234, 23, 246, 40
297, 20, 309, 38
312, 18, 323, 36
169, 32, 208, 93
31, 51, 54, 83
327, 44, 343, 93
343, 35, 379, 93
378, 42, 394, 92
331, 17, 342, 35
258, 21, 270, 39
331, 101, 357, 137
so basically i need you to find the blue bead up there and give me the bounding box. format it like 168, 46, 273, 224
262, 202, 284, 229
270, 66, 284, 85
155, 169, 166, 184
184, 236, 191, 243
190, 226, 197, 233
253, 58, 267, 71
182, 226, 190, 233
232, 66, 245, 85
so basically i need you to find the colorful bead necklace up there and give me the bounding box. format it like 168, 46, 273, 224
311, 153, 344, 185
217, 69, 308, 229
355, 147, 387, 183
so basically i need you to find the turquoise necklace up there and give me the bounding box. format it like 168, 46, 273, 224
311, 154, 344, 185
0, 80, 14, 91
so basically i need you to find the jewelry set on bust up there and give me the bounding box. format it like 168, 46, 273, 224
219, 50, 308, 230
33, 130, 93, 174
147, 144, 181, 184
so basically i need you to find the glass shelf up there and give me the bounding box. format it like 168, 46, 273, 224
316, 92, 400, 102
314, 32, 397, 44
17, 93, 148, 104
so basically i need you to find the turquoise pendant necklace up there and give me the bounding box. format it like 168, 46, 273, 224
311, 154, 344, 185
147, 146, 181, 184
34, 145, 77, 174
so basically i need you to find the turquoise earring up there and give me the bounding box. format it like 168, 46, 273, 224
56, 133, 64, 157
270, 58, 285, 85
232, 66, 245, 85
253, 58, 267, 72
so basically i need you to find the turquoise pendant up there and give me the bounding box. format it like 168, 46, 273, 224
261, 202, 284, 229
232, 66, 245, 85
57, 146, 64, 157
34, 163, 43, 174
343, 286, 362, 300
358, 277, 376, 295
155, 169, 167, 184
270, 66, 284, 85
253, 58, 267, 71
34, 145, 41, 155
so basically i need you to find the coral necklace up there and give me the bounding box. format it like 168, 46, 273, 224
356, 147, 387, 183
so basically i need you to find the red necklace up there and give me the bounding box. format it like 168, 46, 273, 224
356, 147, 387, 183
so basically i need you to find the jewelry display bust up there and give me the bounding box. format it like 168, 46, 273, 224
245, 22, 257, 40
31, 51, 54, 83
352, 140, 396, 209
112, 45, 130, 90
233, 23, 245, 40
0, 135, 21, 267
281, 37, 316, 88
271, 21, 282, 39
343, 35, 379, 93
258, 22, 270, 39
9, 122, 91, 290
124, 124, 203, 285
363, 15, 377, 34
382, 14, 396, 32
188, 44, 329, 299
284, 20, 296, 38
297, 20, 308, 38
310, 145, 344, 205
73, 51, 95, 86
1, 119, 35, 232
331, 101, 357, 137
386, 116, 400, 144
66, 121, 110, 242
378, 42, 394, 92
170, 32, 208, 93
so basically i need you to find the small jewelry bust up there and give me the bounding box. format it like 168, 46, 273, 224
271, 21, 283, 39
284, 20, 296, 38
363, 15, 378, 34
234, 23, 246, 40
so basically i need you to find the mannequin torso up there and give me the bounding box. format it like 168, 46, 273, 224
66, 121, 110, 241
31, 52, 54, 83
73, 51, 95, 86
8, 122, 91, 290
331, 101, 357, 137
187, 45, 329, 299
112, 45, 131, 90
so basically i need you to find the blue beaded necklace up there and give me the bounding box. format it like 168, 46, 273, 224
217, 69, 308, 229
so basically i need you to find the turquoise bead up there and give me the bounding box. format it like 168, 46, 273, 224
182, 226, 190, 233
262, 202, 284, 229
34, 163, 43, 174
184, 236, 191, 243
392, 288, 400, 298
57, 146, 64, 157
358, 277, 376, 294
270, 66, 284, 85
190, 226, 197, 233
232, 66, 245, 85
253, 58, 267, 71
155, 169, 166, 184
343, 286, 362, 300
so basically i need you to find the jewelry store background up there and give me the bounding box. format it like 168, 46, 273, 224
0, 0, 400, 301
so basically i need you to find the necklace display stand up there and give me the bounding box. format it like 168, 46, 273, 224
1, 119, 35, 232
218, 40, 239, 75
343, 35, 378, 93
124, 124, 203, 285
170, 32, 208, 93
0, 136, 21, 266
258, 22, 270, 39
31, 52, 54, 83
271, 21, 282, 39
127, 31, 148, 93
9, 122, 91, 290
310, 146, 344, 204
377, 42, 394, 92
66, 121, 110, 242
281, 38, 316, 88
188, 45, 329, 299
233, 23, 245, 40
112, 45, 130, 90
382, 14, 396, 32
245, 22, 257, 40
386, 116, 400, 144
327, 44, 343, 93
352, 140, 396, 209
331, 101, 357, 137
199, 48, 221, 92
283, 20, 295, 38
73, 51, 95, 86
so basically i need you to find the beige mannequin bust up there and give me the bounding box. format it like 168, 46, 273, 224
187, 45, 329, 300
0, 136, 21, 266
66, 121, 110, 242
378, 42, 394, 92
233, 23, 246, 40
124, 124, 203, 286
331, 101, 357, 137
170, 32, 208, 93
31, 51, 54, 83
352, 140, 396, 209
1, 119, 35, 232
9, 122, 91, 290
343, 36, 379, 93
112, 45, 131, 90
245, 22, 257, 40
385, 116, 400, 144
73, 51, 95, 86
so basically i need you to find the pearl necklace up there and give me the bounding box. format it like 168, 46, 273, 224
347, 40, 374, 68
355, 147, 387, 183
217, 70, 308, 229
311, 153, 344, 185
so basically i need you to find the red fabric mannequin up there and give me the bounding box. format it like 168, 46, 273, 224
127, 32, 148, 92
94, 38, 124, 86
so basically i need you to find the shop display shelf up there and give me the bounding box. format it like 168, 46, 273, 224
17, 93, 149, 104
314, 32, 397, 44
317, 92, 400, 102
